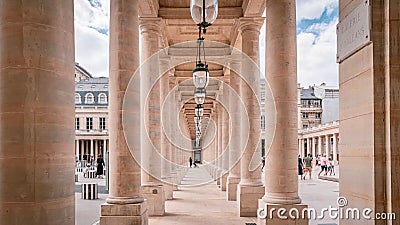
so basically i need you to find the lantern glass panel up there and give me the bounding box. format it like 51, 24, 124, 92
193, 67, 209, 89
194, 88, 206, 105
190, 0, 218, 25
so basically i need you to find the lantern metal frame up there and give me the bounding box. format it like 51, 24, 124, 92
195, 104, 204, 117
194, 88, 206, 105
190, 0, 218, 34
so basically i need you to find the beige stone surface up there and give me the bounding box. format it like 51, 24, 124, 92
102, 0, 147, 224
140, 185, 165, 216
0, 1, 75, 224
263, 0, 302, 205
227, 177, 240, 201
149, 167, 259, 225
139, 17, 166, 216
237, 184, 265, 217
101, 201, 148, 225
227, 69, 242, 201
338, 0, 400, 224
257, 202, 309, 225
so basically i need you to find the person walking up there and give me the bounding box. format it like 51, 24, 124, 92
318, 154, 328, 176
261, 156, 266, 171
328, 158, 335, 176
189, 157, 193, 168
298, 155, 304, 180
302, 153, 313, 180
96, 155, 105, 178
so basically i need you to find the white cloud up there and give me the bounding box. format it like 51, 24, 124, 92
296, 0, 337, 20
74, 0, 110, 77
297, 19, 338, 87
74, 0, 339, 87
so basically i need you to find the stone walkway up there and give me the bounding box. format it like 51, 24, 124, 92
149, 167, 258, 225
76, 166, 339, 225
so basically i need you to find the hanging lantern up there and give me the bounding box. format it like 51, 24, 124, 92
193, 62, 209, 89
194, 88, 206, 105
194, 116, 202, 124
190, 0, 218, 29
195, 104, 204, 117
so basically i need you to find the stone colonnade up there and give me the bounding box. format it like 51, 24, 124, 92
75, 139, 109, 161
203, 1, 308, 224
298, 121, 339, 164
5, 0, 399, 225
0, 0, 303, 224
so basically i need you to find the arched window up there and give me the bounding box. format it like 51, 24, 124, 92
75, 93, 81, 104
98, 93, 107, 104
85, 93, 94, 104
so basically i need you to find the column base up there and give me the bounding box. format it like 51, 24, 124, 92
140, 185, 165, 216
257, 200, 309, 225
163, 182, 174, 200
237, 184, 264, 217
215, 169, 222, 186
100, 201, 148, 225
220, 172, 228, 191
226, 177, 240, 201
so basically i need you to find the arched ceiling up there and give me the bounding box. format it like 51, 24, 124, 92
139, 0, 265, 140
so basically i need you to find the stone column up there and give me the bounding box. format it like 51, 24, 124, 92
324, 135, 330, 158
103, 139, 107, 156
307, 138, 312, 155
0, 1, 75, 224
169, 89, 179, 190
215, 107, 222, 186
76, 140, 80, 160
139, 17, 165, 216
297, 139, 301, 157
310, 137, 315, 157
237, 17, 264, 217
260, 1, 308, 224
160, 58, 173, 200
300, 139, 305, 158
100, 0, 148, 224
90, 139, 94, 157
318, 136, 322, 155
227, 69, 241, 201
332, 133, 338, 164
220, 92, 230, 191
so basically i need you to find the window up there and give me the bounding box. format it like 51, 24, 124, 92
75, 93, 81, 104
316, 113, 321, 119
86, 117, 93, 130
98, 93, 107, 104
75, 118, 80, 130
302, 113, 309, 118
99, 117, 106, 130
85, 93, 94, 104
303, 124, 308, 129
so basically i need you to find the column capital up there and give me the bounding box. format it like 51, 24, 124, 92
139, 17, 168, 48
139, 17, 163, 34
237, 17, 265, 34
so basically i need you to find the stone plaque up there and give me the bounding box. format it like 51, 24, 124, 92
337, 0, 371, 62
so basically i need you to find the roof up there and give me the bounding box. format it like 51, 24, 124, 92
301, 88, 321, 100
75, 63, 93, 78
75, 77, 109, 92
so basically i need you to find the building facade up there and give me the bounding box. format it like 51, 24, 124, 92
297, 83, 339, 160
74, 65, 109, 161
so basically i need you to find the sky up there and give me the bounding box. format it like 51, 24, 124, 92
74, 0, 339, 87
